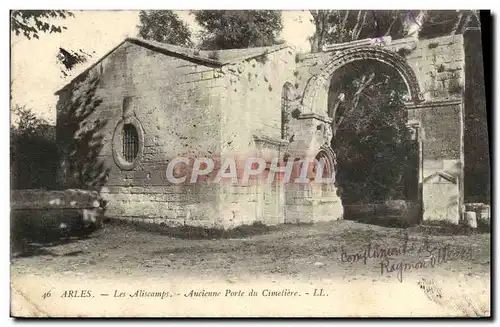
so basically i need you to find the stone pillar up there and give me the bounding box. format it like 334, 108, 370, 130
284, 113, 343, 223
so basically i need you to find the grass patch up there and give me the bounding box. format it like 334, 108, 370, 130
105, 218, 276, 240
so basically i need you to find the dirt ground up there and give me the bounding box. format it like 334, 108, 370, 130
11, 219, 490, 280
10, 219, 491, 317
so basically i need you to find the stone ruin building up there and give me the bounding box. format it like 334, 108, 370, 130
56, 27, 487, 229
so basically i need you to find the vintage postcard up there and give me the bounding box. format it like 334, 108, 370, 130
10, 9, 491, 317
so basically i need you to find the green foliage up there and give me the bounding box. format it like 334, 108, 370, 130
332, 68, 414, 204
10, 106, 59, 190
309, 10, 407, 52
11, 105, 46, 135
419, 10, 480, 39
10, 10, 73, 40
10, 10, 89, 77
192, 10, 283, 50
309, 10, 480, 52
57, 47, 94, 77
57, 73, 109, 191
137, 10, 192, 47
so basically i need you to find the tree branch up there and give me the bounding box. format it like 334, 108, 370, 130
351, 10, 363, 40
384, 11, 400, 36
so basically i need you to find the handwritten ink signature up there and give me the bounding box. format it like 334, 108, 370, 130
340, 235, 473, 283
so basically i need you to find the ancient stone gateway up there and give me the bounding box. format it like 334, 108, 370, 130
56, 34, 471, 228
285, 45, 426, 224
288, 36, 468, 225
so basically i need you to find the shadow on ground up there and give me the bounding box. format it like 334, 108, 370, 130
11, 223, 100, 259
105, 217, 277, 240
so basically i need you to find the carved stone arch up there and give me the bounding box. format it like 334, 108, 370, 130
301, 46, 424, 116
315, 144, 336, 179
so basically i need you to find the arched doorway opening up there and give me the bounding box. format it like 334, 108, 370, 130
327, 59, 420, 210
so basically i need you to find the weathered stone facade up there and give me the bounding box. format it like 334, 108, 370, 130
56, 32, 479, 228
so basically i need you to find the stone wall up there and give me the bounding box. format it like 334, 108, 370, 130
384, 35, 465, 182
11, 189, 105, 234
214, 47, 297, 227
57, 41, 228, 228
387, 35, 465, 101
55, 34, 472, 228
407, 100, 462, 178
219, 47, 296, 152
397, 35, 466, 223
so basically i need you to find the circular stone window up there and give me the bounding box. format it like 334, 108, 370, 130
112, 116, 144, 170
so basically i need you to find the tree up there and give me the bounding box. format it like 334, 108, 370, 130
137, 10, 192, 47
309, 10, 480, 52
10, 10, 91, 78
57, 72, 108, 191
192, 10, 283, 50
57, 47, 95, 77
11, 105, 47, 135
332, 68, 413, 203
10, 10, 73, 39
10, 106, 59, 190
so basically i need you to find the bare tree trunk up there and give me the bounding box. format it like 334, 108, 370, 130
351, 10, 363, 40
353, 11, 368, 40
310, 10, 330, 52
309, 10, 322, 52
384, 11, 401, 36
331, 72, 375, 135
342, 10, 349, 26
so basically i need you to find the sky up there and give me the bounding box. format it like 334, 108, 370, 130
10, 10, 315, 124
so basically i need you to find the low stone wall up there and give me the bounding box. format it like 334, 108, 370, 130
10, 189, 105, 234
11, 189, 102, 210
343, 200, 421, 226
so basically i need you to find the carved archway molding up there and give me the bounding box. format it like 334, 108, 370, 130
300, 46, 425, 116
316, 144, 336, 179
